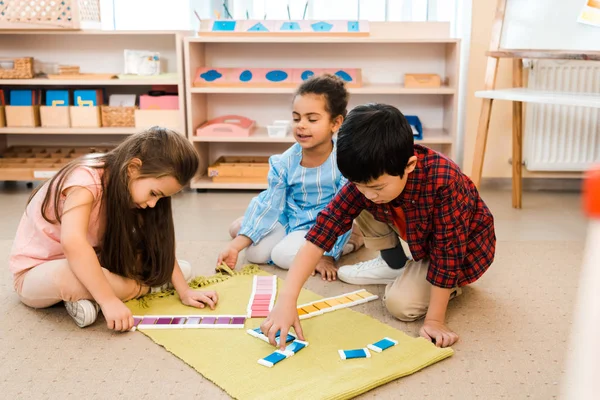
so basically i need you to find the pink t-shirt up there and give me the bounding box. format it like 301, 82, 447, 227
9, 166, 104, 277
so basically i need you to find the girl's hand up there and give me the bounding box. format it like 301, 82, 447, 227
180, 289, 218, 310
217, 245, 239, 269
99, 297, 134, 332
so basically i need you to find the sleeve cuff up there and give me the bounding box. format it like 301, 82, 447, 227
426, 267, 458, 289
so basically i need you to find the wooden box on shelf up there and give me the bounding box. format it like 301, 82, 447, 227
207, 156, 270, 184
70, 106, 101, 128
404, 73, 442, 88
135, 110, 181, 132
0, 106, 5, 128
0, 57, 34, 79
101, 106, 136, 127
5, 106, 40, 127
40, 106, 70, 128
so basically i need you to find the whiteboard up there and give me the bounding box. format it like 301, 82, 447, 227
500, 0, 600, 51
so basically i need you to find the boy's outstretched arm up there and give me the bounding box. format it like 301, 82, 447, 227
420, 286, 458, 347
260, 241, 325, 349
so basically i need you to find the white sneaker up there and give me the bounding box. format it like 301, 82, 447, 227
337, 256, 404, 285
64, 299, 100, 328
151, 259, 193, 293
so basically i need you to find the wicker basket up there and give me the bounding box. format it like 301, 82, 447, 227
0, 0, 101, 30
101, 106, 136, 127
0, 58, 34, 79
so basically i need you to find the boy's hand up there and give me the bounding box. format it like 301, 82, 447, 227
311, 256, 337, 281
100, 297, 134, 332
180, 289, 218, 310
217, 245, 239, 269
420, 319, 458, 348
260, 298, 305, 350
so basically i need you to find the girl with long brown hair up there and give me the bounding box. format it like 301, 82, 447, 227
9, 127, 218, 331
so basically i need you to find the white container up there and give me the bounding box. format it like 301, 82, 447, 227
267, 120, 291, 138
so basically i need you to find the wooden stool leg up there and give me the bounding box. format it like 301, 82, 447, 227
472, 97, 495, 187
512, 59, 524, 209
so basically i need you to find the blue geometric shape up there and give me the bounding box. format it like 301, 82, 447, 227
311, 21, 333, 32
280, 22, 301, 31
200, 69, 223, 82
265, 70, 288, 82
248, 22, 269, 32
239, 70, 253, 82
212, 20, 236, 31
301, 70, 315, 80
347, 21, 359, 32
10, 90, 33, 106
334, 70, 352, 82
46, 90, 70, 107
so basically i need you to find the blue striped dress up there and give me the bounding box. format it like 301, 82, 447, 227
238, 142, 351, 260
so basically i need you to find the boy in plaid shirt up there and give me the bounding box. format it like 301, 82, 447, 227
261, 103, 496, 349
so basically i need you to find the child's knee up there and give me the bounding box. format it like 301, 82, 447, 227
270, 246, 294, 270
245, 245, 272, 265
383, 290, 427, 322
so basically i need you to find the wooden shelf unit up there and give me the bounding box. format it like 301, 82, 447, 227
184, 23, 461, 190
0, 30, 188, 181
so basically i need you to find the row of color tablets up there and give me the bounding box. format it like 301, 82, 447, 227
247, 275, 277, 318
339, 337, 398, 360
258, 340, 309, 368
247, 327, 296, 345
296, 289, 378, 320
131, 315, 246, 330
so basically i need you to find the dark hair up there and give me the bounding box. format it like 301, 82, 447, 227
294, 73, 349, 119
337, 103, 414, 183
29, 127, 200, 287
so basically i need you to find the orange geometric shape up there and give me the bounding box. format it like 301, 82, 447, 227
312, 302, 331, 310
301, 305, 319, 314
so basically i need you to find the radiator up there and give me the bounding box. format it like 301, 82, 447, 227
524, 60, 600, 171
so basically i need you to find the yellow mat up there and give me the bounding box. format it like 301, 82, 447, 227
126, 267, 453, 400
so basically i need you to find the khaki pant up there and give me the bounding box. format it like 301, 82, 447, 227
355, 210, 460, 322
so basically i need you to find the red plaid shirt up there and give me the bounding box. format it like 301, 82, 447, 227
306, 145, 496, 288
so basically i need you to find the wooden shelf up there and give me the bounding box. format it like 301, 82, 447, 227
0, 127, 138, 135
191, 127, 452, 144
191, 84, 455, 95
0, 78, 180, 86
475, 88, 600, 108
188, 37, 459, 44
191, 175, 268, 190
185, 22, 460, 191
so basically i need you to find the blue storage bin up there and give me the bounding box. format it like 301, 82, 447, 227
405, 115, 423, 140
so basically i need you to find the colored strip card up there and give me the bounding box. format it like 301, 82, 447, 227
338, 348, 371, 360
247, 327, 296, 345
367, 337, 398, 353
131, 315, 246, 330
297, 289, 379, 320
258, 340, 309, 368
247, 275, 277, 318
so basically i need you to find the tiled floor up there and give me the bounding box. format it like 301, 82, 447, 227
0, 183, 588, 399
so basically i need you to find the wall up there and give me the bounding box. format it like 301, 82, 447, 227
463, 0, 581, 179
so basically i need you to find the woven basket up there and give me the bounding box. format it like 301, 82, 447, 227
101, 106, 136, 127
0, 58, 34, 79
0, 0, 101, 30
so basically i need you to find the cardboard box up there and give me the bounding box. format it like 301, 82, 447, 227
5, 105, 40, 127
40, 106, 70, 128
69, 106, 101, 127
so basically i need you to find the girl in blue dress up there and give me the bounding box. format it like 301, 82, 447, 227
218, 74, 363, 280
